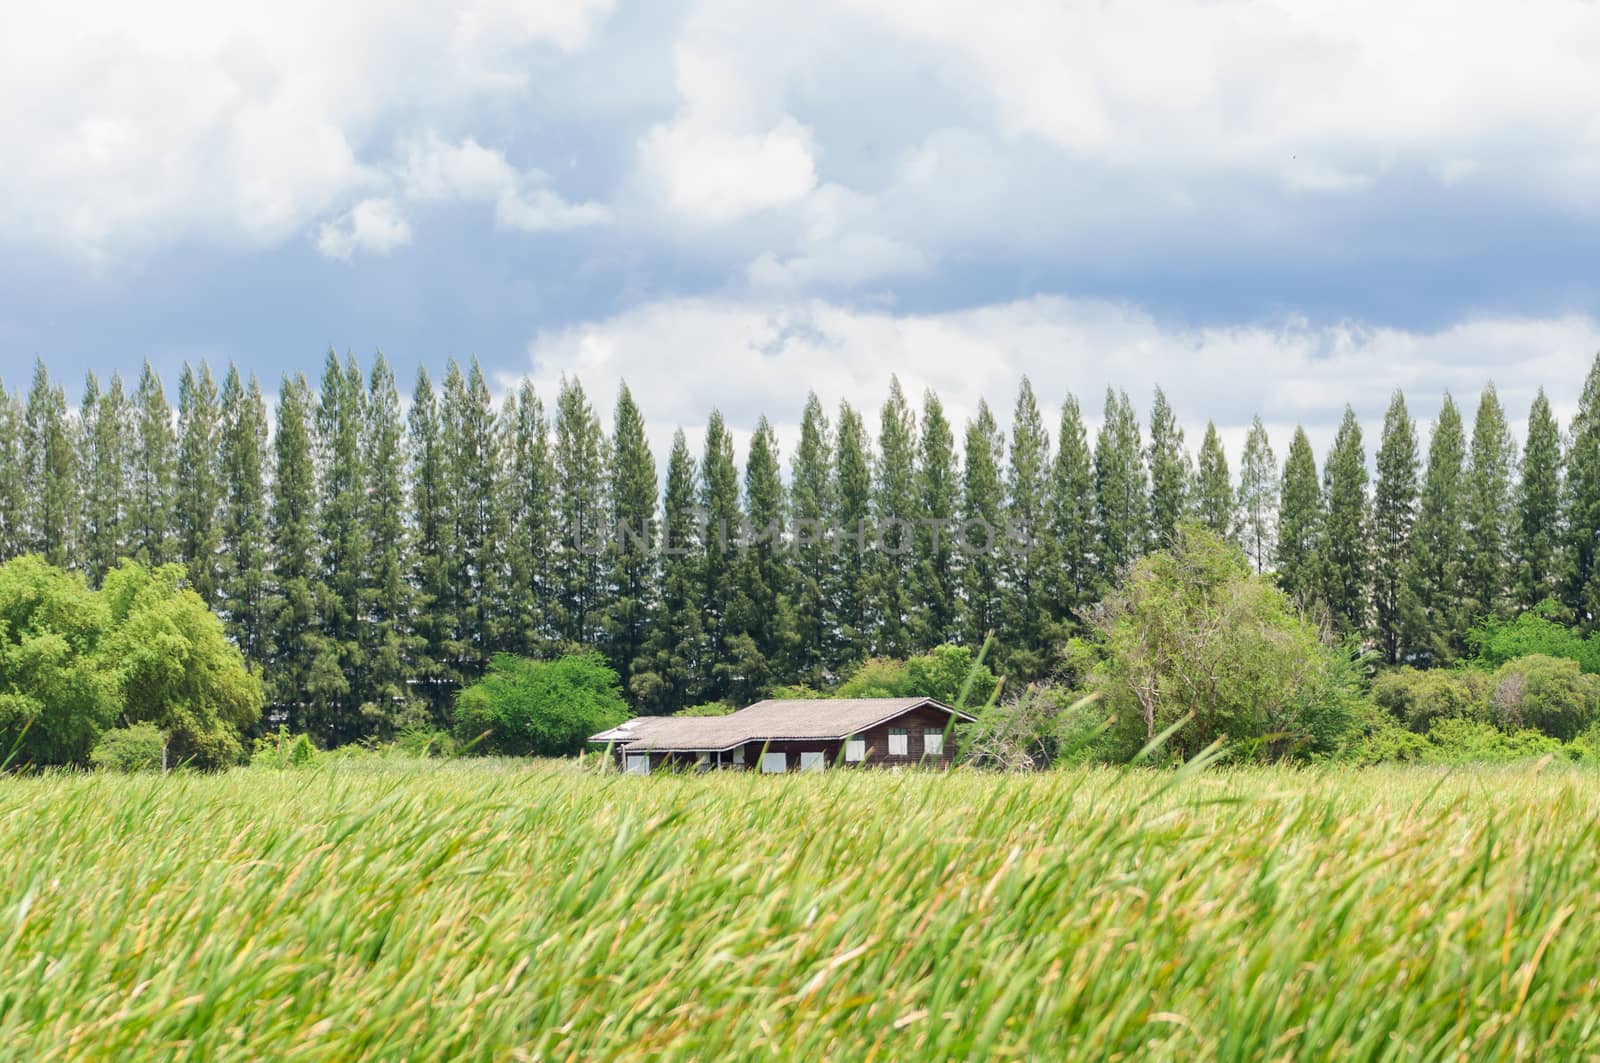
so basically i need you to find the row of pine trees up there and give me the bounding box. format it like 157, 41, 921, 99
1, 352, 1596, 744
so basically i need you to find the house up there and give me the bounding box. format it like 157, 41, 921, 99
589, 696, 976, 773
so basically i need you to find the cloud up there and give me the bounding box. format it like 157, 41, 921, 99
520, 295, 1600, 470
314, 197, 413, 260
400, 134, 610, 232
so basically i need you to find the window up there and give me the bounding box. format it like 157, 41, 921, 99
761, 751, 787, 774
844, 738, 866, 763
924, 730, 945, 757
624, 754, 650, 775
888, 728, 909, 756
799, 751, 825, 772
732, 746, 745, 766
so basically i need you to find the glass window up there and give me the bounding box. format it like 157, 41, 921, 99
799, 751, 825, 772
924, 731, 944, 757
888, 728, 909, 756
844, 738, 866, 763
625, 753, 649, 775
761, 751, 787, 774
732, 746, 745, 765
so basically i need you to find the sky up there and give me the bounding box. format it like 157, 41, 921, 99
3, 0, 1600, 465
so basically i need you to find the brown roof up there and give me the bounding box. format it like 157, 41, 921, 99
590, 697, 974, 753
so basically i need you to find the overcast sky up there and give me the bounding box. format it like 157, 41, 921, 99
3, 0, 1599, 463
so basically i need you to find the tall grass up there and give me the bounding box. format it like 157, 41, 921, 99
3, 759, 1600, 1058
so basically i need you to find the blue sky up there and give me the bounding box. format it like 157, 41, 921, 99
3, 0, 1600, 461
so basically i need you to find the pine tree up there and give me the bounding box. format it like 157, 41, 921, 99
1093, 389, 1146, 587
961, 401, 1005, 648
1275, 427, 1322, 605
1238, 416, 1278, 573
265, 373, 327, 732
1192, 422, 1232, 537
0, 380, 24, 561
1372, 391, 1419, 663
78, 372, 133, 583
503, 382, 555, 657
635, 432, 702, 712
23, 360, 76, 569
175, 363, 224, 603
552, 375, 608, 647
1515, 389, 1562, 610
1047, 393, 1096, 625
362, 352, 419, 731
1318, 406, 1370, 636
1463, 384, 1516, 621
700, 409, 741, 700
129, 362, 176, 566
602, 384, 658, 697
1146, 387, 1188, 547
731, 416, 787, 701
218, 367, 271, 665
444, 359, 503, 670
873, 378, 917, 658
1404, 395, 1468, 662
1001, 377, 1052, 680
308, 351, 366, 744
408, 369, 457, 720
789, 394, 835, 684
1564, 353, 1600, 625
910, 389, 959, 650
834, 402, 875, 667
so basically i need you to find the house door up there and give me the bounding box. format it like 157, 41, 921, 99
799, 751, 825, 772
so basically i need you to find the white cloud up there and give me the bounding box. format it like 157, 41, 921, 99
521, 295, 1600, 469
314, 197, 412, 260
400, 134, 610, 232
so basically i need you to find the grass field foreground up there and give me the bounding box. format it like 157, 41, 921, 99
3, 759, 1600, 1058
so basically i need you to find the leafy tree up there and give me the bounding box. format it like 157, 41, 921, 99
1093, 389, 1146, 585
1047, 393, 1097, 626
1237, 416, 1277, 573
218, 368, 271, 664
1001, 378, 1052, 680
1404, 395, 1468, 662
1192, 421, 1232, 538
602, 384, 658, 697
1463, 384, 1516, 621
1466, 603, 1600, 674
453, 652, 630, 757
834, 402, 875, 666
503, 382, 556, 656
552, 375, 608, 647
78, 372, 132, 583
0, 381, 24, 561
90, 723, 167, 773
1483, 654, 1600, 741
1563, 353, 1600, 625
175, 363, 223, 603
911, 390, 959, 651
99, 560, 263, 767
834, 643, 999, 706
1084, 525, 1358, 762
633, 431, 702, 712
1514, 389, 1562, 610
699, 409, 741, 700
960, 401, 1005, 648
1146, 387, 1188, 547
23, 360, 76, 568
1275, 427, 1321, 605
873, 378, 918, 658
1372, 391, 1419, 663
0, 555, 118, 765
1318, 405, 1370, 636
129, 362, 176, 566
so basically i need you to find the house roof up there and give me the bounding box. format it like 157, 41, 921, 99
590, 697, 975, 753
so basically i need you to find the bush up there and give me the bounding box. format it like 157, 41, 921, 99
90, 723, 167, 773
454, 653, 630, 757
962, 685, 1109, 770
1371, 668, 1487, 732
1341, 700, 1431, 766
1423, 718, 1566, 763
1486, 655, 1600, 741
1084, 525, 1360, 763
1466, 602, 1600, 674
395, 727, 456, 758
835, 644, 1000, 707
676, 701, 735, 717
252, 726, 319, 768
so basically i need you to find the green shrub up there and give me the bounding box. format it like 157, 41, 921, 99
454, 653, 630, 757
1423, 718, 1566, 763
1371, 668, 1486, 732
676, 701, 735, 717
251, 727, 319, 768
89, 723, 167, 773
1467, 602, 1600, 674
1486, 654, 1600, 741
835, 644, 1000, 707
395, 727, 456, 758
1341, 700, 1431, 766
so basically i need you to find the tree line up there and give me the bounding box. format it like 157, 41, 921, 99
1, 351, 1596, 746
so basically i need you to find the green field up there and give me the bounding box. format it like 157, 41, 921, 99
4, 760, 1600, 1059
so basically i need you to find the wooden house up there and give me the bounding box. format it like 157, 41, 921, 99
590, 697, 975, 773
